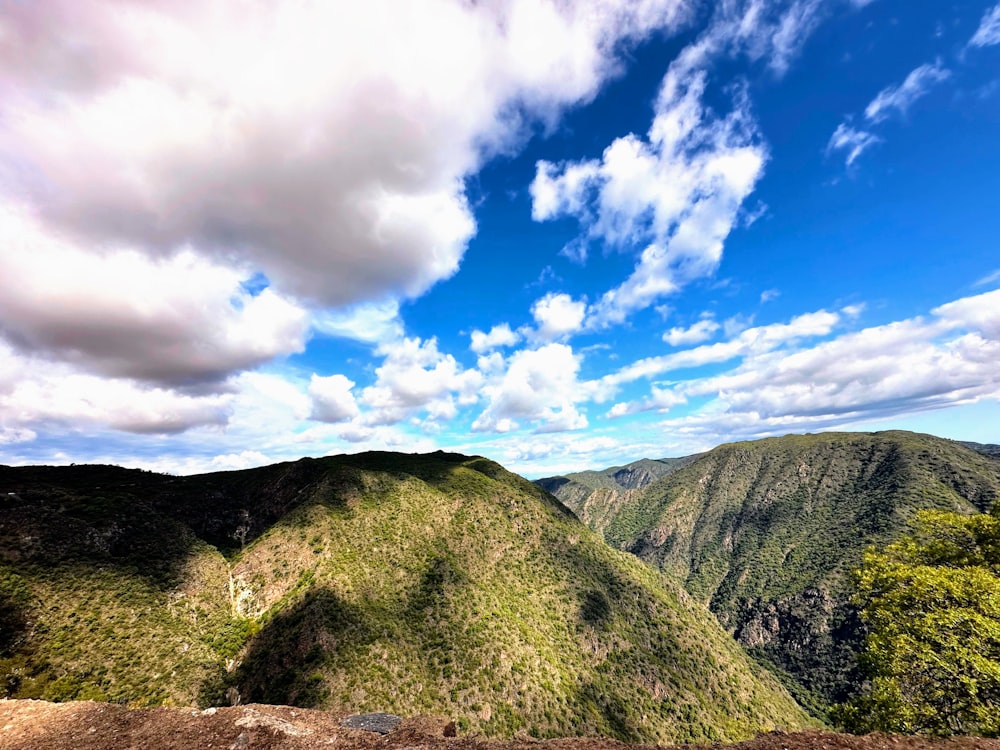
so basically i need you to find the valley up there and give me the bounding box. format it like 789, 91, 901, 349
0, 452, 808, 744
538, 431, 1000, 717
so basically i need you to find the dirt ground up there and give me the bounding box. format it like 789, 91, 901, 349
3, 700, 1000, 750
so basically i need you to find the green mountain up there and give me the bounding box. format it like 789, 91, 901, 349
537, 431, 1000, 717
963, 441, 1000, 460
535, 456, 699, 537
0, 452, 811, 743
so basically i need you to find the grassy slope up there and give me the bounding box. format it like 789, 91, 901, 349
543, 431, 1000, 716
0, 453, 811, 743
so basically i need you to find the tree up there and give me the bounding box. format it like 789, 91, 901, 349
835, 510, 1000, 736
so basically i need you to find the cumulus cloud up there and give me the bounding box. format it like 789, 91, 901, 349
0, 206, 309, 386
532, 65, 765, 326
470, 324, 521, 354
528, 0, 849, 330
526, 0, 837, 328
361, 337, 481, 425
970, 3, 1000, 47
473, 344, 589, 433
0, 0, 700, 455
530, 293, 587, 341
864, 61, 951, 123
0, 342, 231, 434
663, 317, 720, 346
308, 374, 360, 423
0, 0, 691, 312
827, 122, 880, 166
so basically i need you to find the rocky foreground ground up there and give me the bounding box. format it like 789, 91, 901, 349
3, 701, 1000, 750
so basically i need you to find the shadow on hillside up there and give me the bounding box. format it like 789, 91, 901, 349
0, 460, 350, 583
219, 587, 373, 708
0, 465, 207, 588
223, 546, 473, 709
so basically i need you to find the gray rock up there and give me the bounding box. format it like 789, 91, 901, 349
339, 712, 403, 734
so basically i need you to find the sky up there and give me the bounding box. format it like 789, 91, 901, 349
1, 0, 999, 478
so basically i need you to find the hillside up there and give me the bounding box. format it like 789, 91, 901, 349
536, 457, 699, 537
0, 452, 811, 744
537, 431, 1000, 717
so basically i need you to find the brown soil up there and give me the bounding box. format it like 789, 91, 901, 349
2, 700, 999, 750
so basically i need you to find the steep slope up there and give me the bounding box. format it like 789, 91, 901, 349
0, 452, 811, 743
541, 431, 1000, 716
963, 441, 1000, 460
536, 457, 698, 537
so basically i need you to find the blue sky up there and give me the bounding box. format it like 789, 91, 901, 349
1, 0, 999, 477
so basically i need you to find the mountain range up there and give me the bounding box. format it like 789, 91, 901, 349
537, 431, 1000, 717
4, 429, 998, 738
0, 451, 809, 743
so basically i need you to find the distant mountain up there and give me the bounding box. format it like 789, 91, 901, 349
537, 431, 1000, 717
0, 452, 810, 743
536, 456, 699, 536
962, 441, 1000, 459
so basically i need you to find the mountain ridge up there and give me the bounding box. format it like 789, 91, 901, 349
0, 451, 810, 743
536, 430, 1000, 716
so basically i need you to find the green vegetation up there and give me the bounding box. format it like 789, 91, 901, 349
0, 452, 812, 742
536, 457, 697, 537
835, 509, 1000, 736
540, 431, 1000, 718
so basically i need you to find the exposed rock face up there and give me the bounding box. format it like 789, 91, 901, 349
340, 713, 403, 734
729, 589, 864, 708
611, 465, 662, 491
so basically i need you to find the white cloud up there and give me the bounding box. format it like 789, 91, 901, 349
975, 269, 1000, 288
529, 0, 840, 329
473, 344, 589, 433
210, 451, 271, 471
530, 293, 587, 341
828, 61, 949, 168
663, 317, 720, 346
312, 301, 404, 346
970, 3, 1000, 47
766, 0, 824, 76
760, 289, 780, 303
0, 0, 691, 313
633, 289, 1000, 439
470, 323, 521, 354
533, 65, 765, 327
0, 342, 232, 434
667, 0, 827, 78
934, 289, 1000, 339
490, 433, 625, 476
0, 206, 309, 386
361, 337, 481, 425
308, 374, 360, 423
608, 309, 840, 388
827, 122, 880, 166
864, 61, 951, 124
